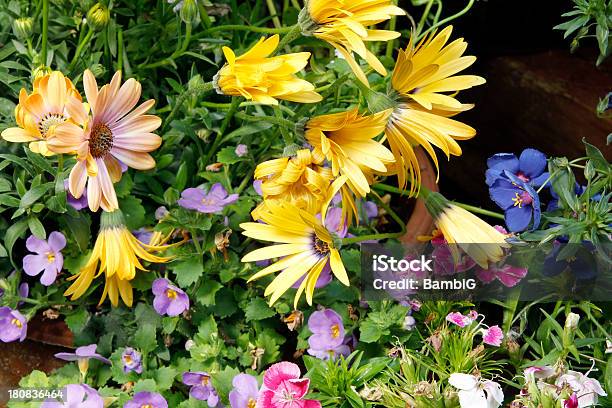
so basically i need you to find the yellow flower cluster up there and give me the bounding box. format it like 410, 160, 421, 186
235, 2, 509, 306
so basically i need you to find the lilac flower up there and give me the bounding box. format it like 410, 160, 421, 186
41, 384, 103, 408
307, 309, 350, 360
543, 241, 596, 280
155, 206, 169, 220
253, 180, 263, 196
54, 344, 110, 376
178, 183, 238, 213
489, 171, 541, 232
235, 144, 248, 157
122, 347, 143, 374
23, 231, 66, 286
64, 180, 88, 210
0, 307, 27, 342
485, 148, 549, 187
446, 312, 473, 328
363, 200, 378, 221
124, 391, 168, 408
481, 325, 504, 347
152, 278, 190, 316
183, 372, 220, 406
133, 228, 154, 245
229, 373, 259, 408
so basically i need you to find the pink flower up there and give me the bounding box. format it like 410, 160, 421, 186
257, 362, 321, 408
446, 312, 473, 328
564, 393, 579, 408
482, 325, 504, 347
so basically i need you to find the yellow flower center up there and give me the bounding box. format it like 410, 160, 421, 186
89, 123, 114, 158
37, 112, 66, 138
247, 398, 256, 408
201, 376, 210, 386
11, 318, 22, 328
512, 191, 533, 208
141, 405, 153, 408
46, 251, 56, 263
166, 289, 177, 299
313, 235, 330, 256
201, 197, 216, 205
124, 355, 132, 364
331, 324, 340, 338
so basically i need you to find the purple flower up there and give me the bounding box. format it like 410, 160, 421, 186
155, 206, 169, 220
183, 372, 220, 406
489, 171, 541, 232
485, 148, 549, 187
178, 183, 239, 213
41, 384, 103, 408
152, 278, 190, 316
124, 391, 168, 408
64, 180, 88, 210
481, 325, 504, 347
0, 307, 27, 342
307, 309, 350, 360
122, 347, 143, 374
235, 144, 248, 157
55, 344, 110, 375
364, 201, 378, 220
253, 180, 263, 196
23, 231, 65, 286
229, 373, 259, 408
133, 228, 154, 245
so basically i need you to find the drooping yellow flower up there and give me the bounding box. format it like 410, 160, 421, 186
305, 107, 395, 198
48, 70, 162, 212
253, 149, 334, 218
423, 189, 509, 268
299, 0, 405, 85
215, 35, 322, 105
384, 26, 486, 194
241, 180, 349, 307
64, 209, 173, 307
1, 71, 83, 156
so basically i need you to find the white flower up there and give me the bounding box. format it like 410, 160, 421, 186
449, 373, 504, 408
556, 370, 607, 408
565, 312, 580, 329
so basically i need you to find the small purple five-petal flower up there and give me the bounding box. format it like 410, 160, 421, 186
122, 347, 143, 374
489, 171, 541, 232
235, 144, 248, 157
307, 308, 350, 360
41, 383, 103, 408
229, 373, 259, 408
152, 278, 190, 316
124, 391, 168, 408
0, 306, 27, 342
485, 148, 549, 187
183, 371, 220, 406
178, 183, 239, 213
23, 231, 66, 286
55, 344, 110, 375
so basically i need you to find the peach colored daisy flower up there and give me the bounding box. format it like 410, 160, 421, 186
48, 70, 162, 212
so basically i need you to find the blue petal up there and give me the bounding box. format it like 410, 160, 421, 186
531, 172, 550, 188
505, 205, 532, 232
485, 169, 506, 186
571, 253, 597, 280
521, 182, 541, 230
542, 246, 566, 277
490, 180, 520, 210
519, 148, 547, 179
487, 153, 519, 173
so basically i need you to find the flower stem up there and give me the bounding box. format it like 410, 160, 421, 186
234, 111, 295, 129
69, 27, 94, 72
162, 81, 214, 133
41, 0, 49, 65
448, 201, 505, 220
385, 0, 400, 59
418, 0, 475, 41
265, 0, 283, 29
276, 24, 302, 52
203, 25, 293, 35
203, 97, 241, 165
415, 0, 435, 38
139, 22, 192, 70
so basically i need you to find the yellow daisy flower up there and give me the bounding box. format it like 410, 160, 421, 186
384, 26, 486, 194
305, 107, 395, 198
215, 35, 322, 105
1, 71, 83, 156
241, 180, 349, 307
253, 149, 333, 219
64, 209, 173, 307
299, 0, 405, 85
48, 70, 162, 212
423, 189, 509, 268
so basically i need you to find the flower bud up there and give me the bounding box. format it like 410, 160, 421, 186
89, 63, 105, 77
87, 3, 110, 31
565, 312, 580, 329
31, 65, 52, 81
179, 0, 199, 24
12, 17, 33, 40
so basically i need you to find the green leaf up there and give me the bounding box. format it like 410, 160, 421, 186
195, 280, 223, 306
583, 138, 610, 174
120, 196, 146, 230
171, 258, 204, 288
245, 297, 276, 321
174, 162, 188, 191
154, 366, 178, 391
217, 146, 245, 165
61, 213, 91, 252
133, 378, 157, 393
20, 183, 54, 209
65, 308, 90, 334
133, 323, 157, 353
4, 219, 29, 262
211, 365, 240, 400
27, 217, 46, 239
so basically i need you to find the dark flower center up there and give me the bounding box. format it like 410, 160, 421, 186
516, 171, 530, 182
37, 112, 66, 138
313, 235, 330, 256
89, 123, 114, 158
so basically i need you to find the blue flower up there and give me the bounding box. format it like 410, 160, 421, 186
489, 171, 541, 232
542, 241, 597, 280
486, 148, 549, 187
